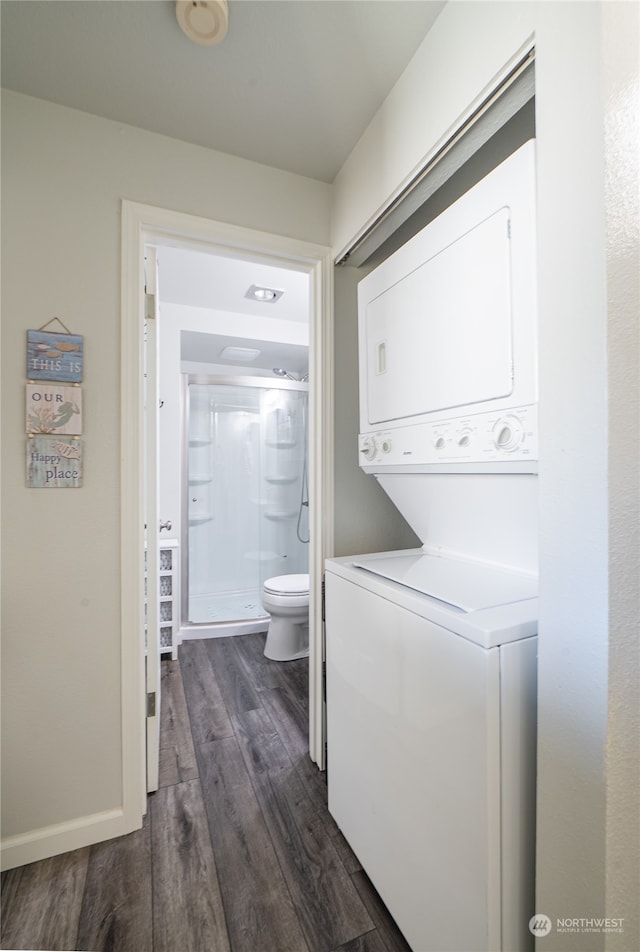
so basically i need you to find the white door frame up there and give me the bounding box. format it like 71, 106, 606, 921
143, 248, 161, 793
121, 201, 333, 814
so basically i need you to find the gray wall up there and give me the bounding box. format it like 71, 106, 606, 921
0, 89, 331, 862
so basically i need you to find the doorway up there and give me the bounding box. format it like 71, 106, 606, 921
153, 242, 312, 641
121, 201, 333, 820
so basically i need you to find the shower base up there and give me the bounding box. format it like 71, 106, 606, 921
181, 588, 269, 641
180, 618, 268, 641
189, 589, 267, 624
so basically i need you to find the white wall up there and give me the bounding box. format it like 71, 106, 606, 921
601, 3, 640, 947
0, 90, 330, 867
533, 6, 610, 943
331, 1, 535, 258
331, 2, 639, 948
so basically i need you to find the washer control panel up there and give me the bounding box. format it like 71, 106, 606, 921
359, 405, 537, 472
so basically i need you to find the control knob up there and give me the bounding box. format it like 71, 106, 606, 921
492, 415, 524, 453
360, 436, 377, 460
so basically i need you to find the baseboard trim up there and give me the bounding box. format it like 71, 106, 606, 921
1, 807, 141, 871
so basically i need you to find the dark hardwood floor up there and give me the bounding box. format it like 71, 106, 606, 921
1, 632, 412, 952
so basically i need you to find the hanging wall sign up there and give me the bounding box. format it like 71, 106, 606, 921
26, 383, 83, 435
27, 329, 84, 383
25, 319, 85, 488
27, 436, 83, 488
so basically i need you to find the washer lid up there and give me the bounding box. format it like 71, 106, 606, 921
353, 553, 536, 612
264, 574, 309, 595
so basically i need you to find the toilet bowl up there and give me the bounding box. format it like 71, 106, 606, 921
262, 574, 310, 661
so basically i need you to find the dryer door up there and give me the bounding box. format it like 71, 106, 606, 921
362, 207, 513, 428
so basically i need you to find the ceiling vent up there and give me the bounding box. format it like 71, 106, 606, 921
219, 346, 261, 362
176, 1, 228, 47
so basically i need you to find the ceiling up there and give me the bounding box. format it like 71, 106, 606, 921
156, 244, 310, 319
2, 0, 444, 374
158, 244, 311, 377
1, 0, 444, 184
181, 330, 310, 378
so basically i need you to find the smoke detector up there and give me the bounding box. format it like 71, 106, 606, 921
176, 1, 228, 46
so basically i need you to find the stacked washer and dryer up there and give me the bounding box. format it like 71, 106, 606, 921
325, 141, 539, 952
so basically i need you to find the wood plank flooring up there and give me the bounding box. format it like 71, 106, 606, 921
1, 632, 412, 952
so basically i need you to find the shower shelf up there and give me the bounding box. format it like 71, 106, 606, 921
189, 438, 212, 447
264, 510, 297, 522
266, 440, 296, 449
189, 515, 214, 526
189, 475, 212, 485
265, 475, 296, 484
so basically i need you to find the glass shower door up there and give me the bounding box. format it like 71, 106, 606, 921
186, 377, 308, 627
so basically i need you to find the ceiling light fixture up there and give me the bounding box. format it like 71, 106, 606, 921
246, 285, 284, 304
176, 1, 228, 47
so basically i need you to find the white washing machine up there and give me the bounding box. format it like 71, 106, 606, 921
325, 550, 537, 952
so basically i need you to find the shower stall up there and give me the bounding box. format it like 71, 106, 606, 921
182, 374, 309, 636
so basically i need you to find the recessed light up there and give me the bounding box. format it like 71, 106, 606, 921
220, 346, 260, 362
246, 285, 284, 303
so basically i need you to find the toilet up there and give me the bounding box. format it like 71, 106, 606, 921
262, 574, 310, 661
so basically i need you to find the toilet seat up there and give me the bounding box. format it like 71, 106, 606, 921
263, 574, 309, 596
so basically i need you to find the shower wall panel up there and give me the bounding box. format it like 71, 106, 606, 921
186, 380, 308, 626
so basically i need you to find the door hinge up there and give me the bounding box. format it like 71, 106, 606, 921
144, 292, 156, 321
321, 575, 326, 622
147, 691, 157, 718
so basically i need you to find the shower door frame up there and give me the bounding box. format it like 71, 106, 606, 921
181, 373, 310, 637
